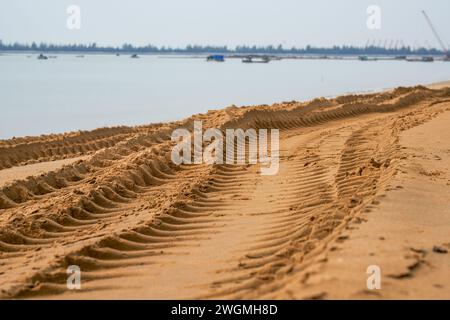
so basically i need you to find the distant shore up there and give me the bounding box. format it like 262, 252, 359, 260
2, 51, 450, 62
0, 42, 445, 55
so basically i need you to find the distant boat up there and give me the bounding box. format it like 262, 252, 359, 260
131, 54, 139, 58
394, 55, 407, 60
242, 56, 270, 63
406, 56, 434, 62
359, 56, 378, 61
116, 53, 120, 57
37, 54, 48, 60
206, 55, 225, 62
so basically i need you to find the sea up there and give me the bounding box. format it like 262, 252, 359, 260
0, 53, 449, 139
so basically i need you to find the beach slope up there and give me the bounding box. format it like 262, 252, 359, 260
0, 84, 449, 299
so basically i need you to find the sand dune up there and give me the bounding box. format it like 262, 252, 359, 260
0, 85, 449, 299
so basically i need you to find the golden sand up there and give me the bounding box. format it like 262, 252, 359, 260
0, 84, 449, 299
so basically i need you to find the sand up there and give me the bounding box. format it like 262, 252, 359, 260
0, 84, 449, 299
0, 157, 88, 189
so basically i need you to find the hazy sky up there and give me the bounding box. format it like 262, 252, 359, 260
1, 0, 449, 48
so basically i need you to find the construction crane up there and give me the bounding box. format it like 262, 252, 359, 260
421, 10, 450, 61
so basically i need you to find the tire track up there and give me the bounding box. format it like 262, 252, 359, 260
0, 86, 449, 299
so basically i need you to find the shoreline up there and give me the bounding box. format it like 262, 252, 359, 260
1, 80, 449, 142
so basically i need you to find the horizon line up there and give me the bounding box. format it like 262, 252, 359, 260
0, 40, 445, 55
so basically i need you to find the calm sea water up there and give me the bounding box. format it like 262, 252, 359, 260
0, 53, 449, 139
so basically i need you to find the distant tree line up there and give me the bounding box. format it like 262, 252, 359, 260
0, 40, 444, 55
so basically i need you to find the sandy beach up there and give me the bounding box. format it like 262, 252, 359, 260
0, 83, 449, 299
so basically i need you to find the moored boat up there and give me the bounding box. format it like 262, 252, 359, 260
206, 55, 225, 62
242, 56, 270, 63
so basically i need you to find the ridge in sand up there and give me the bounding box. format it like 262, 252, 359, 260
0, 84, 449, 299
